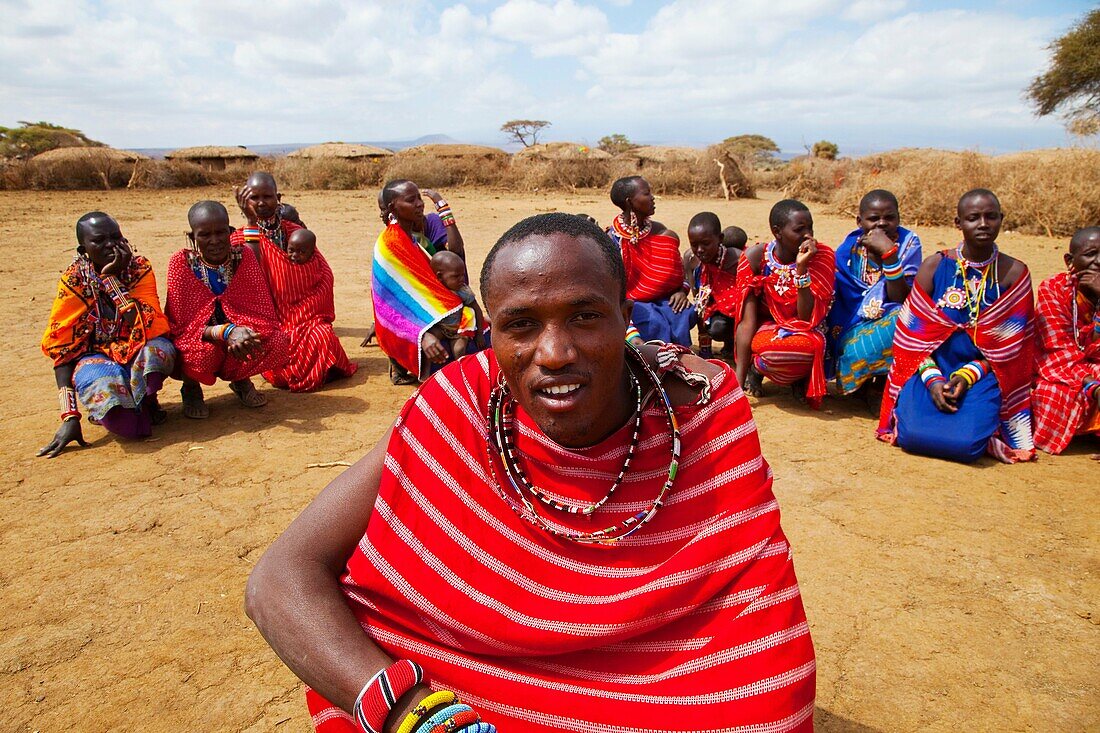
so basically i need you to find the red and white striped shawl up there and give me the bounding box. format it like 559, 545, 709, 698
1032, 272, 1100, 454
254, 236, 358, 392
307, 350, 815, 733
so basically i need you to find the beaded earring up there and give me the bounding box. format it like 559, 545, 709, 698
387, 212, 398, 225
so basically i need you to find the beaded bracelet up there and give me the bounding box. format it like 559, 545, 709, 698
794, 272, 812, 289
417, 703, 477, 733
353, 660, 425, 733
1083, 379, 1100, 402
396, 691, 460, 733
918, 359, 946, 388
882, 256, 905, 281
242, 227, 261, 242
436, 203, 456, 228
58, 386, 81, 422
223, 323, 237, 341
452, 723, 495, 733
951, 359, 987, 388
880, 244, 899, 262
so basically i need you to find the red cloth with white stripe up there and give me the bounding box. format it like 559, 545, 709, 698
620, 230, 685, 302
1032, 272, 1100, 454
306, 350, 815, 732
249, 235, 358, 392
165, 246, 290, 385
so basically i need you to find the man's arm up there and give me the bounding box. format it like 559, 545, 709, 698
245, 424, 427, 718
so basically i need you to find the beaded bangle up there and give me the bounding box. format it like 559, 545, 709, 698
223, 323, 237, 341
452, 724, 495, 733
353, 660, 425, 733
58, 386, 81, 422
100, 275, 133, 309
434, 199, 449, 211
882, 256, 905, 281
1083, 379, 1100, 402
417, 703, 477, 733
918, 358, 946, 388
950, 359, 987, 388
396, 691, 459, 733
242, 227, 261, 242
436, 203, 456, 228
794, 272, 812, 289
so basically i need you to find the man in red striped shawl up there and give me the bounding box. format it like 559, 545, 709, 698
607, 176, 696, 346
1033, 227, 1100, 456
232, 173, 357, 392
246, 213, 816, 733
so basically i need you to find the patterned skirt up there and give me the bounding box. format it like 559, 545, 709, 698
73, 336, 176, 423
751, 324, 816, 386
834, 310, 900, 394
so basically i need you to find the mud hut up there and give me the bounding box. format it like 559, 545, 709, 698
30, 146, 151, 189
287, 143, 393, 160
165, 145, 259, 171
389, 144, 510, 187
396, 144, 508, 161
616, 145, 701, 166
512, 142, 611, 162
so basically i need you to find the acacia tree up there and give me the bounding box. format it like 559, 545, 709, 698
597, 133, 637, 154
1027, 8, 1100, 134
501, 119, 551, 147
719, 134, 780, 166
811, 140, 839, 160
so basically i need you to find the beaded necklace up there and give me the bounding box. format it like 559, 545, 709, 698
765, 241, 798, 296
485, 343, 681, 545
258, 212, 286, 251
611, 213, 652, 247
189, 247, 241, 293
76, 255, 123, 343
851, 236, 882, 286
955, 243, 999, 334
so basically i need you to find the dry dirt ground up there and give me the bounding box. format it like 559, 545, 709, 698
1, 187, 1096, 733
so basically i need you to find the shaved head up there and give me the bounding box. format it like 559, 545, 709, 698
188, 200, 229, 228
247, 171, 278, 191
76, 211, 114, 244
1070, 226, 1100, 252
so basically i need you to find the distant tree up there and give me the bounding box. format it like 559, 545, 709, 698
0, 120, 104, 158
597, 133, 638, 155
811, 140, 839, 160
1027, 9, 1100, 133
501, 119, 551, 148
719, 134, 780, 165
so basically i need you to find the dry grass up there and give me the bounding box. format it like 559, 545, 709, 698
2, 145, 1095, 235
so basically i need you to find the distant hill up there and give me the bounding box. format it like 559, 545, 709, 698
133, 134, 461, 160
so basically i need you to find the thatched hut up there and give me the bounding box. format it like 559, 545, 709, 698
288, 143, 393, 160
616, 145, 701, 166
165, 145, 259, 171
395, 144, 508, 161
30, 146, 151, 189
513, 142, 611, 162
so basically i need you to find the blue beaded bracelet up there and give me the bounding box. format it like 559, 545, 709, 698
415, 703, 475, 733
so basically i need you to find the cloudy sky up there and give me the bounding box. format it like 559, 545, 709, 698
0, 0, 1093, 154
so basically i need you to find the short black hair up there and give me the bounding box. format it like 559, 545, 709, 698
187, 200, 229, 228
688, 211, 721, 235
859, 189, 899, 212
247, 171, 278, 190
958, 188, 1000, 214
381, 179, 414, 207
1071, 226, 1100, 249
769, 199, 811, 230
480, 212, 626, 304
722, 225, 748, 249
75, 211, 112, 244
610, 176, 643, 209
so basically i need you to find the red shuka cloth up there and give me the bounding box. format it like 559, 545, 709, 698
248, 235, 358, 392
698, 258, 739, 322
619, 230, 684, 302
306, 350, 815, 733
734, 243, 836, 408
1032, 272, 1100, 454
165, 246, 290, 385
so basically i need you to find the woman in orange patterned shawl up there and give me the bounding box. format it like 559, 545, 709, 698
39, 212, 176, 457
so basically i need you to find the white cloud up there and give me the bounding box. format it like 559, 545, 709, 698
842, 0, 907, 24
489, 0, 609, 57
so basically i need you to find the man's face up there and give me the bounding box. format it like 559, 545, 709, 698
955, 194, 1002, 245
627, 179, 656, 218
248, 179, 280, 220
688, 226, 721, 264
857, 200, 900, 241
1067, 230, 1100, 275
78, 216, 125, 269
191, 210, 232, 265
486, 232, 634, 448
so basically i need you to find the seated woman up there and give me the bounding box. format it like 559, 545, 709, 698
607, 176, 694, 346
878, 189, 1035, 464
231, 174, 357, 392
733, 200, 835, 409
372, 180, 478, 385
39, 212, 177, 457
826, 189, 922, 395
688, 212, 742, 359
165, 201, 290, 418
1032, 226, 1100, 455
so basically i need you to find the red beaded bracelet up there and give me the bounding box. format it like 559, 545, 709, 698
353, 660, 425, 733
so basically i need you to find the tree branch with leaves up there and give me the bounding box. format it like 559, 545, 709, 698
500, 119, 551, 147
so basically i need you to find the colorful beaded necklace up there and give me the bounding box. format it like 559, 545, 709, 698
258, 212, 286, 251
486, 343, 681, 545
765, 240, 798, 296
611, 213, 652, 247
189, 247, 241, 293
955, 243, 999, 332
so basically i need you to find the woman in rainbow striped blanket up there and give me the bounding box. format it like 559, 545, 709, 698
372, 180, 479, 385
878, 189, 1035, 464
